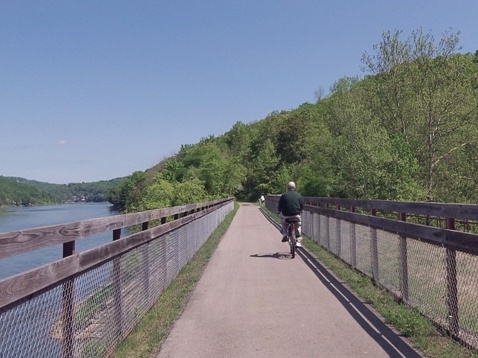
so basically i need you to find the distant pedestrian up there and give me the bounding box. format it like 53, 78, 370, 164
259, 195, 265, 206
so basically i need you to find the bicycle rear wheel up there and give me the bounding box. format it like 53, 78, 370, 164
289, 227, 296, 259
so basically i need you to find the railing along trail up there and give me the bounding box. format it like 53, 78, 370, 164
0, 198, 234, 358
266, 196, 478, 351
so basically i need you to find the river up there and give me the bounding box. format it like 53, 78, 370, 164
0, 202, 119, 280
0, 202, 120, 357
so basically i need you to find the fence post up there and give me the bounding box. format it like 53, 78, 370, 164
325, 205, 330, 250
61, 241, 75, 358
370, 208, 379, 284
142, 222, 150, 300
350, 206, 356, 268
112, 228, 123, 338
159, 232, 168, 292
336, 205, 342, 258
315, 204, 320, 242
399, 212, 409, 302
446, 217, 459, 337
315, 211, 320, 243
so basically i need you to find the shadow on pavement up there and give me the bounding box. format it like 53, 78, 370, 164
259, 206, 422, 358
250, 252, 291, 260
298, 248, 423, 358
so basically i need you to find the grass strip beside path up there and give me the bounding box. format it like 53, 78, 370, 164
112, 202, 239, 358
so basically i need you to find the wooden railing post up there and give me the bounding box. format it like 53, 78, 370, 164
336, 205, 342, 257
370, 208, 379, 284
446, 217, 459, 337
325, 204, 330, 250
350, 206, 357, 268
313, 212, 318, 243
316, 211, 320, 243
399, 212, 409, 302
112, 228, 123, 338
61, 241, 75, 358
142, 222, 150, 300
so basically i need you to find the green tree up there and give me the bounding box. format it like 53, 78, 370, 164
249, 138, 280, 197
159, 158, 184, 182
275, 113, 308, 164
138, 179, 174, 210
269, 165, 293, 195
362, 28, 478, 200
223, 121, 252, 161
291, 103, 336, 197
115, 171, 148, 212
220, 158, 247, 197
173, 178, 210, 206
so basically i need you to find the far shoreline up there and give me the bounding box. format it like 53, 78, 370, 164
0, 201, 112, 212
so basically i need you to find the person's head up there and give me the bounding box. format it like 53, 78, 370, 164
287, 181, 296, 191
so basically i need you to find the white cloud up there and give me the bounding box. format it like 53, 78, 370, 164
57, 140, 68, 146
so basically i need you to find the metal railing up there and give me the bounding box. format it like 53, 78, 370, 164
0, 198, 233, 358
267, 196, 478, 351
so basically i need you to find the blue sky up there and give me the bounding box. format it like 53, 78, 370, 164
1, 1, 477, 184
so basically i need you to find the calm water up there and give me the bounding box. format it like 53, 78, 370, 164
0, 202, 119, 280
0, 202, 120, 357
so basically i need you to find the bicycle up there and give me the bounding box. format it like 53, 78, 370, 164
285, 217, 300, 259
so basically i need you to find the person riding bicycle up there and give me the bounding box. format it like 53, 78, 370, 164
277, 181, 303, 247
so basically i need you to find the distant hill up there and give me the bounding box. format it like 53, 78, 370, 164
0, 176, 126, 206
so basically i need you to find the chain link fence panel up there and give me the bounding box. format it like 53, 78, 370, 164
301, 211, 478, 351
0, 202, 233, 358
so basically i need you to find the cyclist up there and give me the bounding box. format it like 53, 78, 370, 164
277, 181, 303, 247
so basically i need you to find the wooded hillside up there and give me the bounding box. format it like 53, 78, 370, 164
0, 176, 125, 206
110, 30, 478, 211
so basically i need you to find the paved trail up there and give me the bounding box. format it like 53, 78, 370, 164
153, 203, 421, 358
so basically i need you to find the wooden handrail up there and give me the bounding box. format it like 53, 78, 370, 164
0, 198, 233, 311
269, 195, 478, 220
0, 198, 232, 259
267, 196, 478, 255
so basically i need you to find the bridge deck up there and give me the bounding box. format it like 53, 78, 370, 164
152, 203, 422, 358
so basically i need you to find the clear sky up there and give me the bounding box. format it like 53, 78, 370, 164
1, 1, 477, 184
